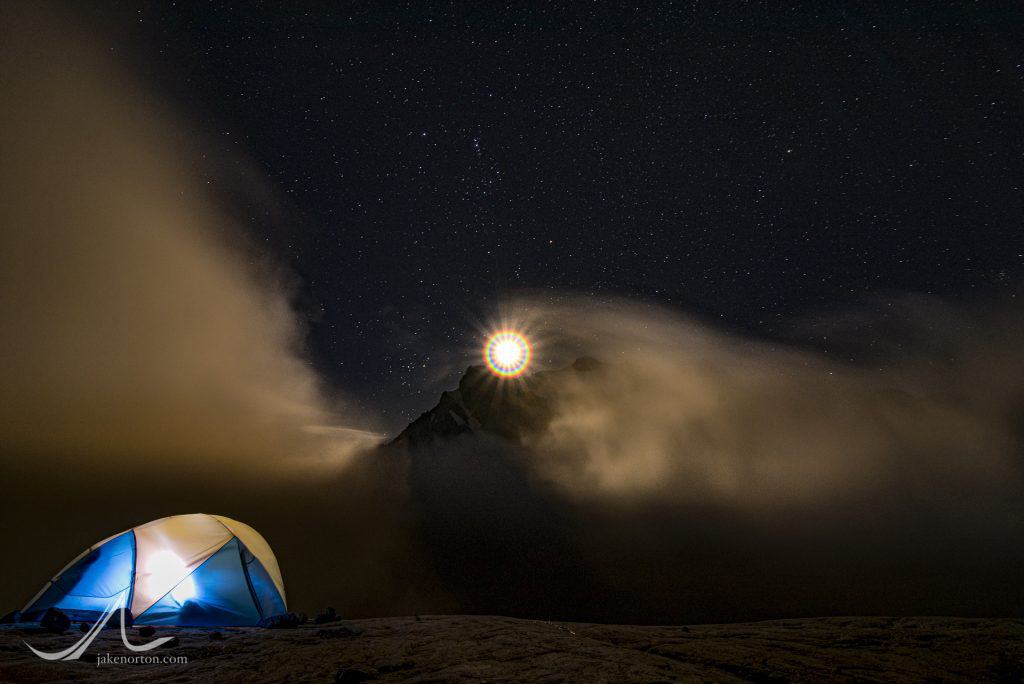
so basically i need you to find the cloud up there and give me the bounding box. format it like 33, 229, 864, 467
0, 4, 392, 615
517, 296, 1024, 511
0, 4, 377, 474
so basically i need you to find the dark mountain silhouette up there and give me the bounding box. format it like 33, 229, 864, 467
391, 357, 604, 446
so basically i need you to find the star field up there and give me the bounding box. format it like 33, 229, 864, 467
132, 2, 1024, 427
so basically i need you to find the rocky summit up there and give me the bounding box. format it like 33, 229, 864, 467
390, 357, 603, 447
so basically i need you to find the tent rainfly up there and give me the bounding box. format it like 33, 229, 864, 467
22, 513, 286, 626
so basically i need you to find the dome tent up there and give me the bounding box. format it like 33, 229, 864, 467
22, 514, 286, 626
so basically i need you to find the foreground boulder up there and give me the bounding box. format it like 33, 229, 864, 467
315, 607, 340, 624
40, 608, 70, 633
258, 612, 306, 629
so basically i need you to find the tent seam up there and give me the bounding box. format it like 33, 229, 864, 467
126, 530, 137, 615
132, 537, 234, 618
237, 540, 265, 621
211, 516, 286, 604
210, 514, 235, 537
22, 532, 132, 613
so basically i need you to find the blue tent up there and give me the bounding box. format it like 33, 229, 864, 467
22, 514, 286, 626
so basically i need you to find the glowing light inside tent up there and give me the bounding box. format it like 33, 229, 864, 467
149, 550, 196, 604
484, 331, 531, 377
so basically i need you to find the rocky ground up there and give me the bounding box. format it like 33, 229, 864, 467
1, 614, 1022, 682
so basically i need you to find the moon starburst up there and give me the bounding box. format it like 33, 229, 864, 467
484, 331, 531, 377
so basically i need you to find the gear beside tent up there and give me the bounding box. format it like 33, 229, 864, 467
22, 514, 286, 626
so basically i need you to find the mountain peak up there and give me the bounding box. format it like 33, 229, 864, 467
390, 357, 603, 447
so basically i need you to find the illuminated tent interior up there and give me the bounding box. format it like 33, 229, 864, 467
21, 514, 286, 626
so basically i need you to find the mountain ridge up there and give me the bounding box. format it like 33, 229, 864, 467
390, 357, 603, 447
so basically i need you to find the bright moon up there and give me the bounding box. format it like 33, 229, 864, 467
484, 331, 531, 377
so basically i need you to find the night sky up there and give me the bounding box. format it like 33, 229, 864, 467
122, 2, 1023, 428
